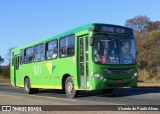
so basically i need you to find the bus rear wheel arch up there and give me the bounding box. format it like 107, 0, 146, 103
65, 76, 78, 98
24, 77, 38, 94
62, 74, 70, 91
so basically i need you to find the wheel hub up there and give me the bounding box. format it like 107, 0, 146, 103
67, 82, 73, 93
25, 81, 29, 91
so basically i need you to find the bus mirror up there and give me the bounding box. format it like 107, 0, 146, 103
90, 37, 94, 46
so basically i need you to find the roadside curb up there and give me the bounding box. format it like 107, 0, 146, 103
0, 82, 160, 87
0, 83, 11, 86
138, 82, 160, 87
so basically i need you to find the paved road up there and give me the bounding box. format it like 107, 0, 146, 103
0, 85, 160, 105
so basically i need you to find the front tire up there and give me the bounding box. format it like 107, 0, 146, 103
65, 77, 78, 98
24, 78, 38, 94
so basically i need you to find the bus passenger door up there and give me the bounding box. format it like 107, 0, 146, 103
14, 55, 20, 86
78, 36, 89, 89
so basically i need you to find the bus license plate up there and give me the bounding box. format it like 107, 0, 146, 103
116, 80, 122, 84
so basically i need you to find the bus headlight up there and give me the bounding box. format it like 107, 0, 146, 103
130, 72, 138, 80
134, 73, 138, 76
92, 72, 107, 81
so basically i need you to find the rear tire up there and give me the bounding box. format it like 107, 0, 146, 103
65, 77, 78, 98
24, 78, 38, 94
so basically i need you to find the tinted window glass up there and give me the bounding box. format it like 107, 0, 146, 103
34, 44, 44, 62
92, 35, 136, 64
46, 40, 58, 59
24, 47, 33, 64
20, 50, 24, 64
60, 35, 75, 57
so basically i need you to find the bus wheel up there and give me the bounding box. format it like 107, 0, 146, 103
24, 78, 38, 94
102, 89, 114, 94
65, 77, 78, 98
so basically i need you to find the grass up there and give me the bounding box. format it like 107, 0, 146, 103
138, 69, 160, 82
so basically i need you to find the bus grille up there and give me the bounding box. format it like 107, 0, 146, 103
104, 68, 133, 75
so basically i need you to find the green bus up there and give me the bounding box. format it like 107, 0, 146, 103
10, 23, 138, 98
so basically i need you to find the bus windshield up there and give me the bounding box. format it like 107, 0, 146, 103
92, 35, 136, 64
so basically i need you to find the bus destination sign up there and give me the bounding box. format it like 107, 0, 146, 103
94, 24, 133, 36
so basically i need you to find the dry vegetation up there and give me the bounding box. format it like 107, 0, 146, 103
136, 31, 160, 82
125, 16, 160, 82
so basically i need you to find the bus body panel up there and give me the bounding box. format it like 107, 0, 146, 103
10, 50, 20, 87
90, 64, 138, 90
16, 56, 77, 89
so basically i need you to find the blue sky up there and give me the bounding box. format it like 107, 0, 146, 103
0, 0, 160, 65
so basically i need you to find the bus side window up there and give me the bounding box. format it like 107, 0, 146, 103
34, 44, 44, 62
60, 38, 67, 57
67, 35, 75, 56
20, 49, 24, 64
24, 47, 33, 64
60, 35, 75, 58
60, 48, 67, 57
46, 40, 58, 60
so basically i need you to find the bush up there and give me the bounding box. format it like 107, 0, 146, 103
0, 65, 10, 79
137, 31, 160, 81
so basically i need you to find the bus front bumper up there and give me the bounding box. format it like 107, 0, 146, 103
91, 75, 138, 90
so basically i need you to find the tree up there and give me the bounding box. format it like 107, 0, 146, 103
147, 21, 160, 31
0, 55, 4, 65
125, 15, 151, 33
6, 47, 16, 65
